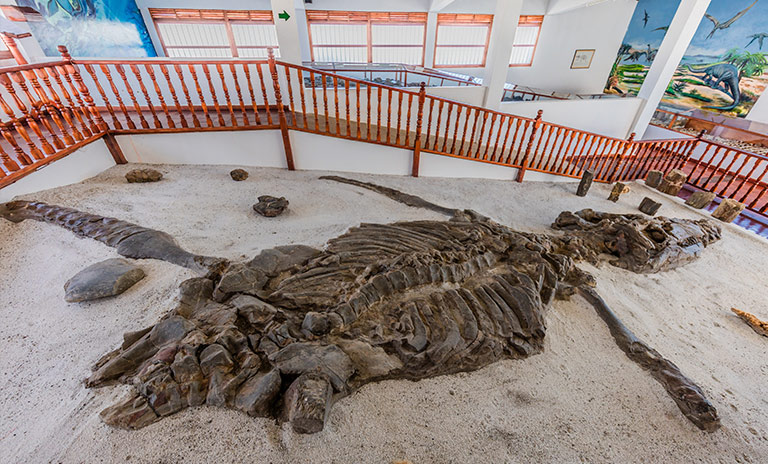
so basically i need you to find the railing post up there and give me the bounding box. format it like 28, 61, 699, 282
517, 109, 542, 182
611, 132, 635, 182
268, 48, 295, 171
676, 129, 705, 171
58, 46, 108, 132
412, 82, 426, 177
103, 132, 127, 164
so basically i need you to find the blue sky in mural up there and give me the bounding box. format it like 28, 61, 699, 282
619, 0, 681, 65
683, 0, 768, 64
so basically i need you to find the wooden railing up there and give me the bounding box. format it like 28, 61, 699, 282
3, 46, 764, 222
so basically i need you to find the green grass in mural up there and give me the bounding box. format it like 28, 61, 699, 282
618, 64, 646, 72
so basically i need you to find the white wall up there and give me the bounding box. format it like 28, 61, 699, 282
426, 86, 486, 106
501, 97, 643, 139
0, 139, 115, 202
746, 91, 768, 125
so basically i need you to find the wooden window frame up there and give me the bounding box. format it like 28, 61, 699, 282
306, 11, 427, 65
433, 14, 493, 69
149, 8, 278, 58
509, 16, 543, 68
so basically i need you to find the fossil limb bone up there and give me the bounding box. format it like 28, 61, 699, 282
731, 308, 768, 337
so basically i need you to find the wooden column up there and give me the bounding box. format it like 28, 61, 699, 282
102, 132, 127, 164
0, 33, 30, 65
268, 48, 295, 170
412, 83, 426, 177
517, 109, 542, 182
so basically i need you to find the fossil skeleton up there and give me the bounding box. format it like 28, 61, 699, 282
0, 177, 723, 434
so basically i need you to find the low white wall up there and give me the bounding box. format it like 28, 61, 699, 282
425, 86, 487, 106
420, 152, 518, 180
641, 125, 691, 140
501, 97, 643, 139
116, 130, 289, 168
0, 139, 116, 202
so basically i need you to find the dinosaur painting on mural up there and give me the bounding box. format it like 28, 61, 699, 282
0, 177, 723, 435
683, 64, 742, 111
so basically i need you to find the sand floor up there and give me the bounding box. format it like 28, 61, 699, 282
1, 164, 767, 463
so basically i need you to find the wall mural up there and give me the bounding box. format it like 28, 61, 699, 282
18, 0, 156, 58
607, 0, 768, 118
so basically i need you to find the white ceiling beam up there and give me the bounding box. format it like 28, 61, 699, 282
430, 0, 458, 12
547, 0, 612, 15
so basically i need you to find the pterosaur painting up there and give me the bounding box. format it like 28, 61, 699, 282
704, 0, 758, 40
746, 32, 768, 50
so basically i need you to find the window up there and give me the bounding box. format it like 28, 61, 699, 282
307, 11, 427, 65
509, 16, 543, 67
434, 14, 493, 68
149, 9, 279, 58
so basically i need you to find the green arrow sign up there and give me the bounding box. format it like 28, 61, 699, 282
278, 10, 290, 21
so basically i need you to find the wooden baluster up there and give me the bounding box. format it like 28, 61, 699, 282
570, 133, 595, 176
440, 102, 453, 153
159, 64, 187, 128
531, 122, 549, 169
297, 68, 308, 130
550, 128, 571, 174
0, 74, 48, 158
57, 64, 98, 132
563, 132, 585, 176
412, 83, 426, 177
242, 64, 261, 125
344, 77, 351, 137
719, 152, 745, 197
554, 129, 575, 174
129, 64, 162, 128
57, 47, 108, 131
596, 138, 621, 180
474, 111, 489, 159
284, 66, 296, 129
174, 64, 200, 128
497, 116, 513, 163
691, 144, 719, 185
309, 70, 319, 131
375, 86, 383, 142
467, 107, 480, 158
46, 66, 92, 137
609, 133, 635, 181
517, 110, 543, 182
255, 63, 273, 125
103, 68, 135, 129
230, 64, 249, 126
449, 106, 463, 155
202, 64, 225, 126
187, 64, 213, 127
423, 98, 434, 152
622, 142, 646, 180
19, 70, 75, 145
705, 147, 733, 192
114, 64, 147, 129
488, 112, 504, 161
144, 65, 175, 128
385, 88, 393, 144
83, 64, 122, 129
0, 129, 20, 173
511, 119, 531, 165
356, 82, 363, 139
214, 64, 236, 126
34, 67, 84, 142
737, 157, 763, 204
743, 160, 768, 207
268, 49, 294, 170
366, 82, 372, 140
431, 100, 443, 151
540, 126, 561, 170
10, 72, 66, 149
394, 90, 403, 145
332, 75, 340, 135
458, 107, 471, 157
0, 124, 27, 168
404, 93, 412, 146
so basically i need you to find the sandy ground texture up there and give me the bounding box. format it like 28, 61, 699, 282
1, 164, 767, 464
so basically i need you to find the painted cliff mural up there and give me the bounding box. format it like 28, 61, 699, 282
17, 0, 156, 57
606, 0, 768, 118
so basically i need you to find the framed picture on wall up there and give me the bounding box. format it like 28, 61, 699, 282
571, 49, 595, 69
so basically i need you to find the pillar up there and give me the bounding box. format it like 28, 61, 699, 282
481, 0, 523, 109
631, 0, 711, 136
270, 0, 303, 64
424, 12, 438, 69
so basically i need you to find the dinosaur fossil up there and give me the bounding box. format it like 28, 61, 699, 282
704, 0, 758, 40
0, 178, 723, 434
683, 63, 741, 111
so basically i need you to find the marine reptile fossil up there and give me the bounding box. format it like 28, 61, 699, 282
0, 178, 723, 434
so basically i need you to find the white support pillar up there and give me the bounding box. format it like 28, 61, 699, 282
424, 12, 438, 69
631, 0, 711, 136
271, 0, 302, 64
481, 0, 523, 110
746, 92, 768, 125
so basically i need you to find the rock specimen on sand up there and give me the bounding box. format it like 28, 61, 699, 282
1, 180, 723, 435
552, 209, 721, 273
230, 169, 249, 181
253, 195, 289, 217
125, 168, 163, 183
608, 182, 629, 202
64, 258, 145, 303
645, 170, 663, 189
657, 169, 687, 196
639, 197, 662, 216
685, 191, 716, 209
711, 198, 745, 223
576, 170, 594, 196
731, 308, 768, 337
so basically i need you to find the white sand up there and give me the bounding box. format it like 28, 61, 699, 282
1, 164, 767, 463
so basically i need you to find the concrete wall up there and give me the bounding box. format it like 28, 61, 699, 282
0, 139, 115, 202
501, 97, 644, 139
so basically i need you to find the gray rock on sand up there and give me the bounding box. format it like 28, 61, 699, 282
126, 168, 163, 183
64, 258, 145, 302
645, 170, 663, 189
253, 195, 289, 217
230, 169, 249, 181
639, 197, 662, 216
576, 170, 594, 197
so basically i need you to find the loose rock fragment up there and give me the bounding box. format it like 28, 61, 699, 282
282, 372, 333, 434
125, 168, 163, 183
64, 258, 145, 302
639, 197, 662, 215
731, 308, 768, 337
608, 182, 629, 202
645, 170, 663, 188
711, 198, 745, 223
253, 195, 289, 217
685, 191, 716, 209
576, 170, 594, 196
230, 169, 249, 181
657, 169, 687, 196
